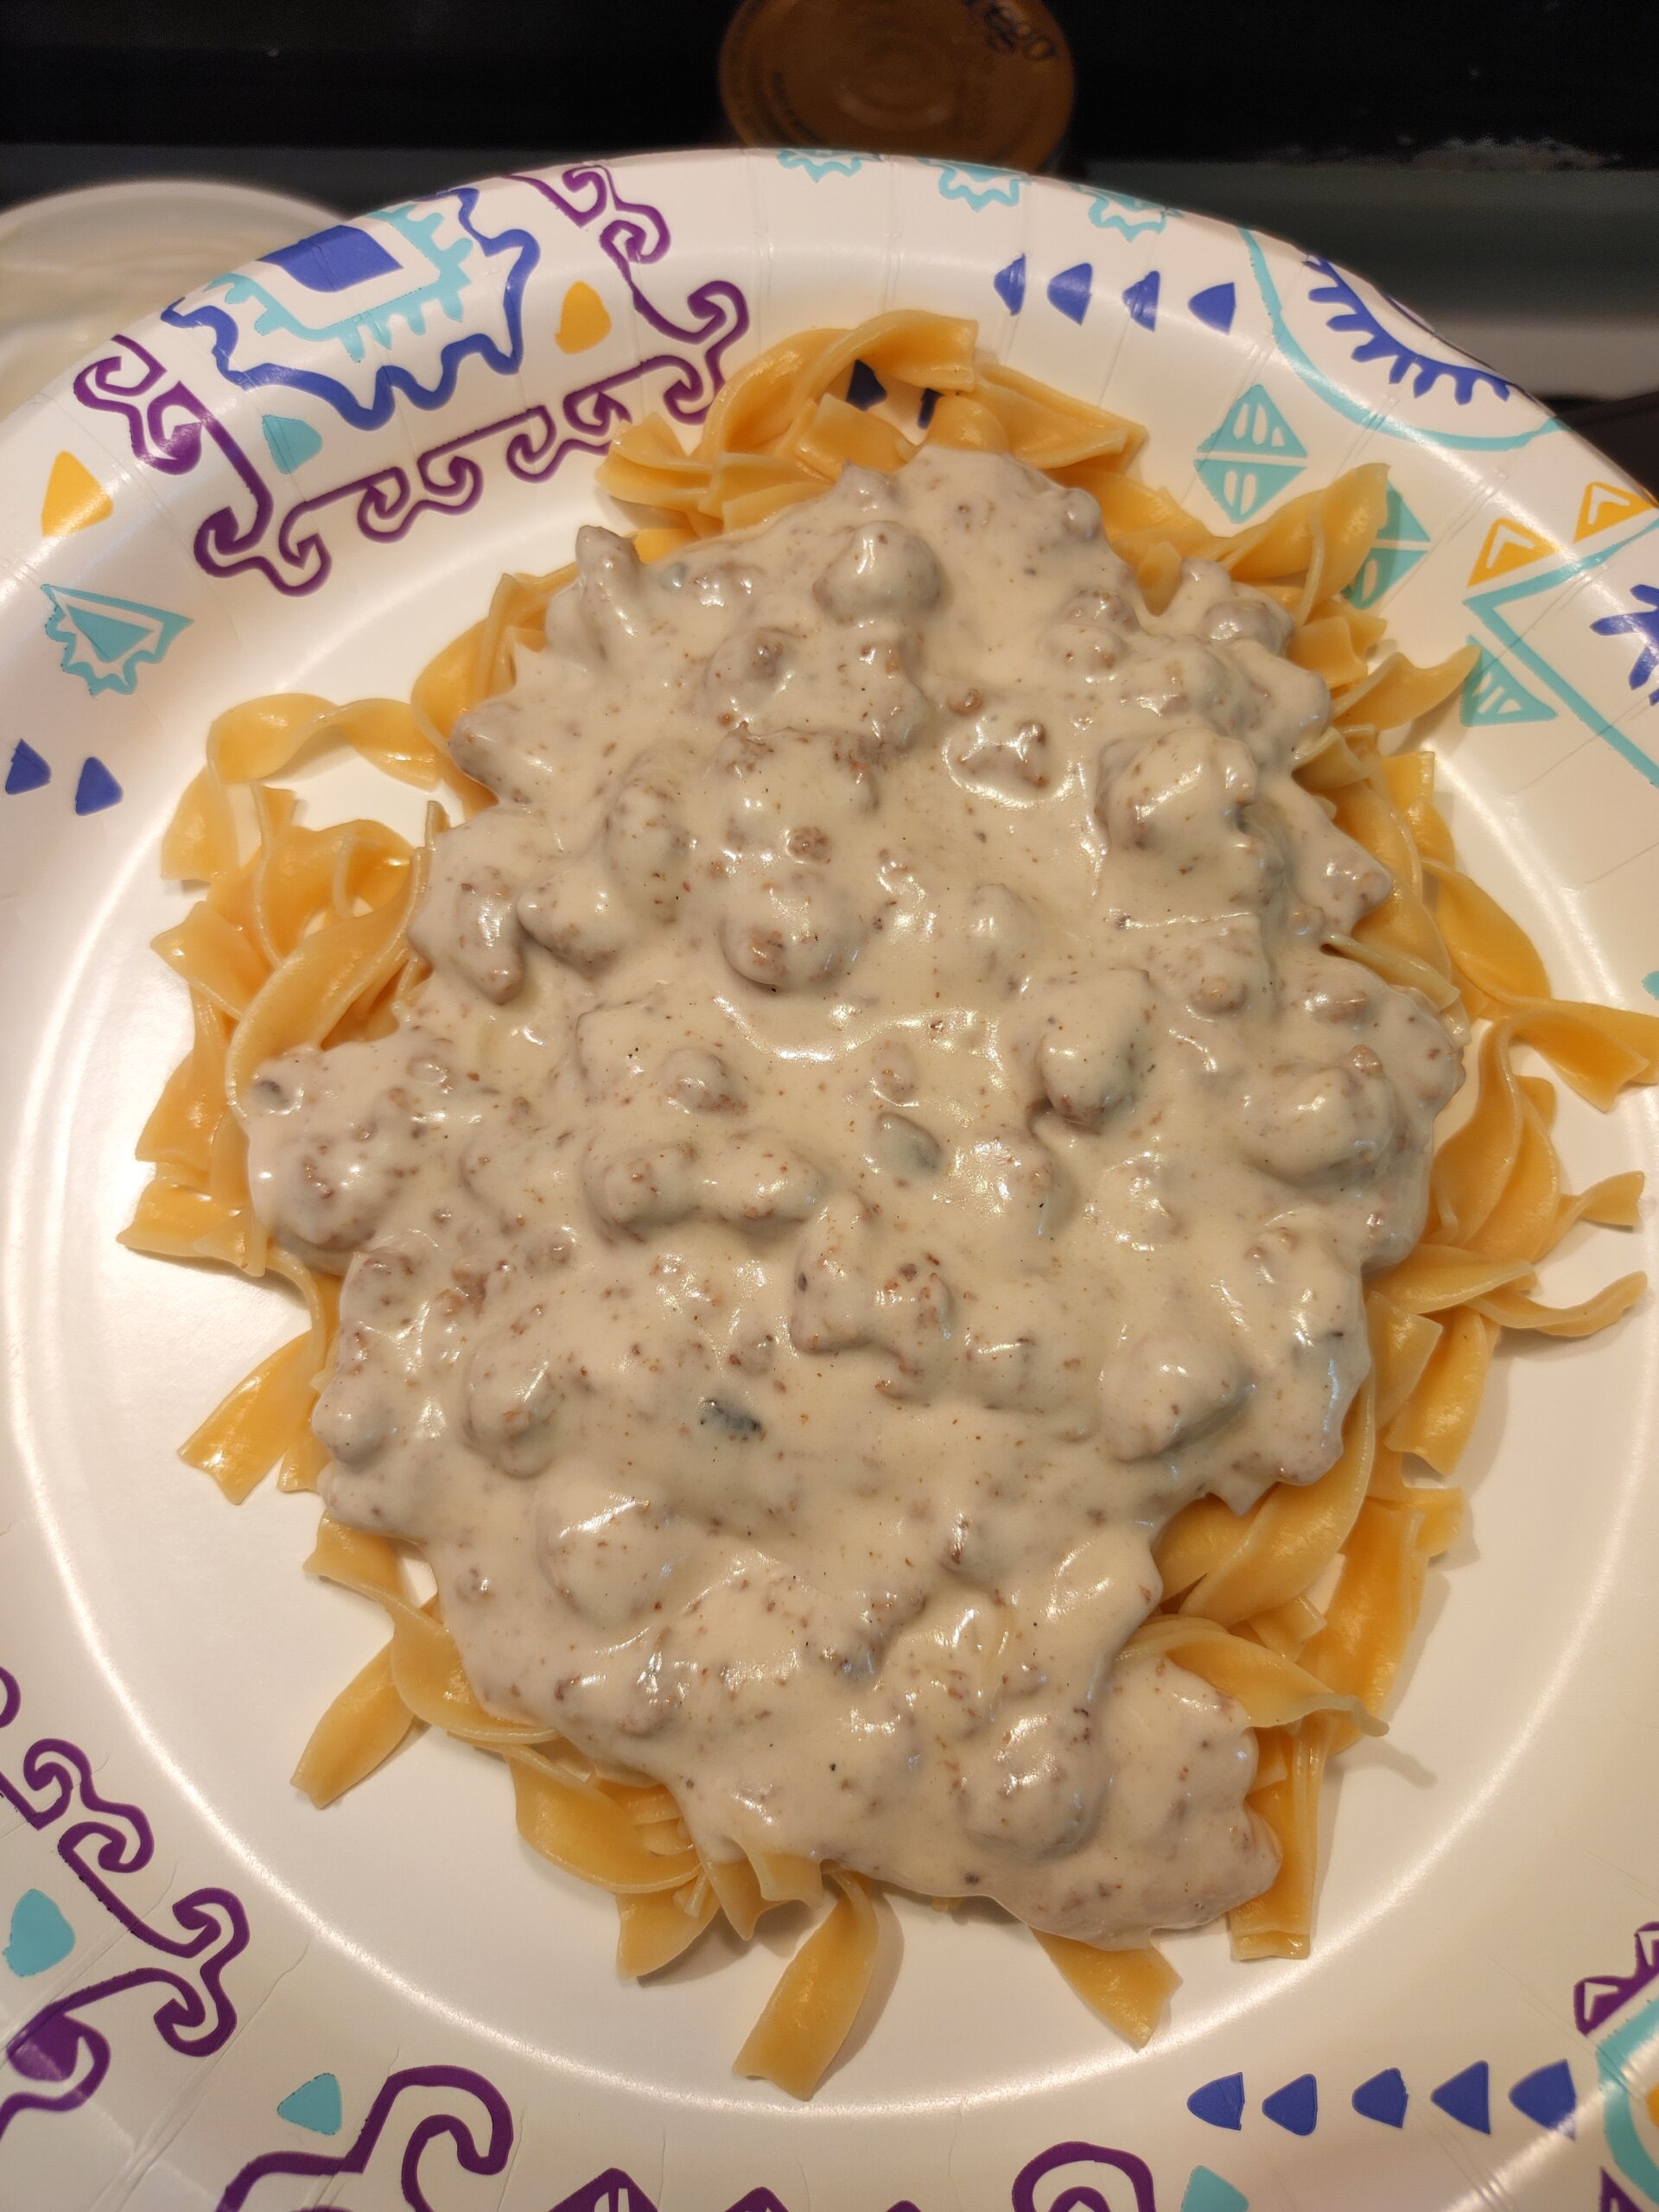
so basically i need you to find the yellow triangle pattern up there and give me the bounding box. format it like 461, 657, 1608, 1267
556, 282, 612, 355
1467, 514, 1556, 587
1573, 478, 1655, 543
40, 452, 112, 538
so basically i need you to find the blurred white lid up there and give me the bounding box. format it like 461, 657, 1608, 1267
0, 176, 336, 419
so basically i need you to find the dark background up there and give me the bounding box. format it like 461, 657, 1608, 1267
3, 0, 1656, 475
3, 0, 1658, 177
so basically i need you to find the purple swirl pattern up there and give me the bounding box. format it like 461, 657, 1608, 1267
0, 1662, 251, 2142
215, 2062, 512, 2212
1576, 1923, 1659, 2037
1011, 2140, 1158, 2212
71, 334, 282, 587
262, 402, 569, 592
509, 162, 749, 430
214, 2054, 1159, 2212
68, 164, 747, 599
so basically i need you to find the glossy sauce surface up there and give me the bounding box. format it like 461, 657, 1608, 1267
245, 448, 1459, 1942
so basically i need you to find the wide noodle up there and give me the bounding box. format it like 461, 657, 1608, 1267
122, 311, 1659, 2098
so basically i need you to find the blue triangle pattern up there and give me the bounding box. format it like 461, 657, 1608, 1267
1510, 2059, 1576, 2136
1187, 2073, 1245, 2129
993, 255, 1027, 315
1262, 2074, 1318, 2137
1643, 970, 1659, 1000
845, 360, 886, 410
1182, 2168, 1249, 2212
1352, 2069, 1408, 2127
1189, 282, 1236, 334
1046, 262, 1093, 325
5, 740, 49, 795
1122, 271, 1160, 330
276, 2070, 343, 2134
1431, 2060, 1491, 2133
73, 757, 122, 816
1459, 645, 1557, 727
1193, 454, 1306, 525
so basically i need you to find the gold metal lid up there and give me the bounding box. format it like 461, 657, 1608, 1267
720, 0, 1074, 173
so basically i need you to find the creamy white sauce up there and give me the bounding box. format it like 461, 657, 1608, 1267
245, 448, 1461, 1944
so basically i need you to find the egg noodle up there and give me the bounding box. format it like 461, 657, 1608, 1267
121, 310, 1658, 2097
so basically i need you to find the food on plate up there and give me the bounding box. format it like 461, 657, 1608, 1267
124, 310, 1656, 2097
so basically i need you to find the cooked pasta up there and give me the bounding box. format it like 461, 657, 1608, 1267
122, 310, 1658, 2097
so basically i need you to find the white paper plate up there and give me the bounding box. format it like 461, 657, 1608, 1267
2, 150, 1657, 2212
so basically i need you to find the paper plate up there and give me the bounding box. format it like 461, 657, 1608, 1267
2, 150, 1656, 2212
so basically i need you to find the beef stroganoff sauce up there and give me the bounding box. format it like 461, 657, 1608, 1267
244, 448, 1459, 1944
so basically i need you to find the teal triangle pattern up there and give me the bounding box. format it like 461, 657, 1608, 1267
1194, 454, 1306, 525
72, 607, 147, 662
5, 1890, 74, 1977
1381, 483, 1430, 544
1344, 485, 1433, 608
276, 2070, 343, 2134
1195, 384, 1307, 521
1198, 384, 1307, 461
41, 583, 191, 697
1347, 542, 1428, 610
1182, 2169, 1249, 2212
261, 412, 323, 474
1459, 643, 1557, 728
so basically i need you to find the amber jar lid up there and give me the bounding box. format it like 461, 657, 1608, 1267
720, 0, 1074, 172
